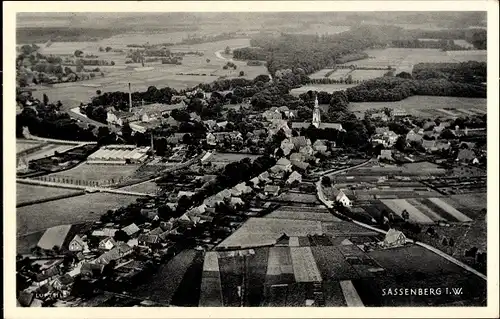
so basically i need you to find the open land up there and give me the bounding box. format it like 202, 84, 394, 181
46, 163, 140, 184
349, 96, 487, 119
16, 183, 81, 205
30, 38, 268, 110
16, 192, 138, 236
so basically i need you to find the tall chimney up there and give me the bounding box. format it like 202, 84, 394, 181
128, 83, 133, 112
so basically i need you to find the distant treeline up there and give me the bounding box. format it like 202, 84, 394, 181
345, 76, 486, 102
412, 61, 486, 83
16, 27, 123, 43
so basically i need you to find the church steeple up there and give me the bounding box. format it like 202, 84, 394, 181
312, 95, 321, 128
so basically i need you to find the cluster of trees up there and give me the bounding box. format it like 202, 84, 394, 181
178, 32, 239, 46
16, 27, 120, 43
345, 76, 486, 102
407, 28, 487, 49
223, 62, 237, 70
233, 47, 268, 61
247, 60, 264, 66
412, 61, 486, 83
74, 59, 115, 66
335, 52, 369, 64
89, 85, 178, 110
16, 97, 99, 142
161, 57, 182, 65
98, 46, 114, 52
250, 25, 403, 75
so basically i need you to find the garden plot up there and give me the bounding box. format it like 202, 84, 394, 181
47, 163, 140, 184
16, 140, 44, 154
350, 69, 387, 81
266, 247, 295, 285
328, 68, 353, 80
446, 50, 487, 62
428, 198, 473, 222
264, 210, 342, 222
308, 68, 335, 79
199, 252, 223, 306
290, 247, 322, 282
217, 218, 323, 249
380, 199, 435, 224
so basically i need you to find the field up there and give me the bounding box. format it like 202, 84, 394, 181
264, 210, 342, 222
119, 181, 160, 194
45, 163, 140, 184
350, 69, 387, 81
206, 152, 261, 164
350, 95, 487, 119
30, 38, 268, 109
16, 140, 44, 154
274, 192, 321, 205
217, 217, 323, 249
342, 48, 486, 73
446, 50, 487, 63
132, 249, 197, 305
19, 143, 78, 162
16, 192, 138, 236
290, 84, 357, 96
16, 183, 81, 205
199, 252, 224, 306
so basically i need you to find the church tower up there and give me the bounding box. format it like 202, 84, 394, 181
312, 95, 321, 128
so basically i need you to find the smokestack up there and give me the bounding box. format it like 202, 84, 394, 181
128, 83, 132, 112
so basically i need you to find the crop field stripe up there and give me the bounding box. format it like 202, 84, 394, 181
455, 108, 477, 116
392, 199, 434, 224
218, 255, 244, 306
428, 198, 473, 222
340, 280, 365, 307
380, 199, 431, 224
406, 198, 446, 222
310, 246, 359, 281
417, 198, 460, 222
290, 247, 322, 283
289, 237, 300, 247
244, 247, 269, 306
472, 109, 487, 115
203, 251, 220, 272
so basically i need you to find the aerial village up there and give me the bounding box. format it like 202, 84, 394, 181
15, 15, 488, 307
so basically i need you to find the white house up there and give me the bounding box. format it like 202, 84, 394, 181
382, 229, 406, 248
98, 237, 117, 251
331, 187, 352, 207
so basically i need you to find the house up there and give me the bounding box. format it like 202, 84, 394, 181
140, 208, 159, 220
92, 228, 118, 238
107, 110, 138, 126
312, 139, 328, 153
166, 133, 188, 145
320, 123, 344, 131
51, 274, 74, 292
291, 160, 310, 171
148, 227, 164, 236
230, 197, 244, 207
206, 132, 217, 146
280, 139, 295, 155
68, 235, 86, 252
457, 149, 477, 162
17, 155, 29, 172
127, 238, 139, 247
203, 120, 217, 130
272, 158, 292, 173
129, 119, 163, 134
122, 223, 140, 237
299, 145, 314, 157
164, 115, 180, 128
263, 108, 282, 121
94, 243, 133, 265
422, 139, 437, 151
286, 171, 302, 185
81, 262, 105, 277
264, 185, 280, 196
138, 103, 179, 122
258, 171, 272, 183
331, 187, 352, 207
433, 121, 451, 133
37, 224, 72, 251
406, 129, 423, 143
216, 121, 229, 129
249, 177, 261, 188
378, 150, 394, 161
291, 136, 310, 149
371, 112, 389, 121
138, 234, 161, 247
98, 237, 117, 251
392, 108, 408, 118
178, 190, 195, 199
382, 229, 406, 248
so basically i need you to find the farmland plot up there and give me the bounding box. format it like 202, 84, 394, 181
380, 199, 435, 224
266, 247, 295, 285
328, 68, 353, 80
47, 163, 140, 184
17, 183, 81, 205
290, 84, 357, 96
290, 247, 322, 282
244, 247, 269, 306
311, 246, 359, 281
447, 50, 487, 62
218, 254, 244, 306
350, 69, 387, 81
199, 252, 224, 306
428, 198, 473, 222
16, 140, 44, 154
264, 211, 342, 222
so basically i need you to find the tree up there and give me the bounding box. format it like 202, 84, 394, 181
74, 50, 84, 57
122, 123, 133, 142
114, 230, 130, 242
321, 176, 332, 187
224, 46, 231, 55
105, 46, 113, 52
239, 71, 245, 76
43, 93, 49, 106
395, 136, 406, 152
401, 210, 409, 220
440, 129, 456, 140
206, 58, 211, 63
99, 47, 105, 52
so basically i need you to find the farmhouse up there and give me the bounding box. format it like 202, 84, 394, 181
264, 185, 281, 197
137, 102, 185, 122
92, 228, 118, 238
382, 229, 406, 248
68, 235, 87, 252
378, 150, 394, 161
87, 145, 150, 164
122, 223, 140, 237
129, 119, 163, 134
406, 129, 424, 143
331, 187, 352, 207
107, 110, 138, 127
94, 243, 133, 265
98, 237, 117, 251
